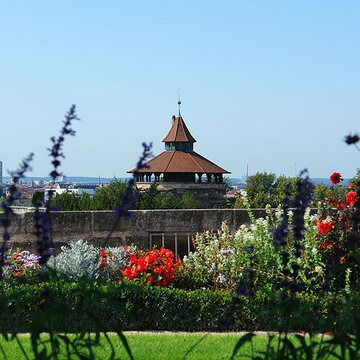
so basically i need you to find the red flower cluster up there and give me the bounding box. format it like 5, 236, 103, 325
99, 249, 111, 270
316, 220, 333, 235
320, 240, 333, 250
346, 191, 359, 207
326, 190, 359, 210
315, 172, 359, 261
122, 247, 181, 287
330, 172, 342, 185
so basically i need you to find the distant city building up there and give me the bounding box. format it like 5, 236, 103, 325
43, 183, 79, 202
129, 104, 230, 206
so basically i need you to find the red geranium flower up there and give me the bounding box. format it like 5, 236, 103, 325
317, 220, 332, 235
320, 240, 332, 250
330, 172, 342, 185
121, 247, 180, 287
345, 191, 359, 206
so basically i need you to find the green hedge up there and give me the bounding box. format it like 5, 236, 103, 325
0, 282, 356, 333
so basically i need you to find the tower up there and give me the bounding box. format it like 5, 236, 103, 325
128, 104, 230, 206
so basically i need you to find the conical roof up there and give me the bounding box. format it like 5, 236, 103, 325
128, 111, 230, 176
128, 151, 230, 174
162, 116, 196, 143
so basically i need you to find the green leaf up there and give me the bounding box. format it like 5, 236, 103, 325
230, 333, 255, 359
117, 331, 135, 360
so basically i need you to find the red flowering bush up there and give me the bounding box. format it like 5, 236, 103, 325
121, 247, 181, 287
314, 172, 359, 259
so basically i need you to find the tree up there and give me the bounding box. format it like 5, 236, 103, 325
91, 179, 128, 210
51, 191, 80, 211
271, 175, 297, 206
156, 192, 180, 209
79, 192, 91, 210
136, 183, 159, 210
234, 172, 304, 208
180, 192, 199, 209
235, 172, 276, 208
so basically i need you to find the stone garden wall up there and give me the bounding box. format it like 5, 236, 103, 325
1, 209, 268, 252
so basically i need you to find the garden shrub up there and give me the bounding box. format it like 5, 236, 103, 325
46, 240, 129, 281
121, 246, 181, 287
47, 240, 100, 280
178, 177, 359, 297
0, 281, 357, 333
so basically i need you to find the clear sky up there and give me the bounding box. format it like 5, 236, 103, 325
1, 1, 359, 179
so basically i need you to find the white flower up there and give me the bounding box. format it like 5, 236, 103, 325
221, 249, 234, 255
208, 262, 216, 273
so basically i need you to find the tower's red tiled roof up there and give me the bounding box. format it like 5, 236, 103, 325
128, 151, 229, 174
162, 116, 197, 143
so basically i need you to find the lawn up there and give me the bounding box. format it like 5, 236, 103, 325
0, 332, 342, 360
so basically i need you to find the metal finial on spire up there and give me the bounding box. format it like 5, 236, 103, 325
177, 89, 181, 117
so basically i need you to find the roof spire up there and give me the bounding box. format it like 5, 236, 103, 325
177, 89, 181, 117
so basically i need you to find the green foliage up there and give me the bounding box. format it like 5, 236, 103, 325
180, 193, 334, 295
233, 172, 353, 209
312, 183, 347, 207
179, 217, 281, 292
50, 182, 201, 211
154, 192, 180, 209
312, 183, 329, 205
1, 281, 355, 333
49, 179, 129, 211
136, 183, 160, 209
51, 191, 82, 210
79, 191, 91, 210
0, 281, 135, 359
234, 172, 299, 208
136, 184, 200, 209
352, 168, 360, 183
181, 192, 200, 209
31, 191, 44, 207
91, 179, 128, 210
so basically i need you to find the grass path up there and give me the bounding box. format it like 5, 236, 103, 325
0, 332, 339, 360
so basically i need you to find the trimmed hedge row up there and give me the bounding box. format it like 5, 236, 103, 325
0, 282, 355, 332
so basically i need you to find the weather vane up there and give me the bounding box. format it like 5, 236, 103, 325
177, 89, 181, 117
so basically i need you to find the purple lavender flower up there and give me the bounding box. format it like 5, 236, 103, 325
35, 105, 80, 265
103, 143, 152, 247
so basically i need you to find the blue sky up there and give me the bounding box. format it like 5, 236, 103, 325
1, 1, 359, 179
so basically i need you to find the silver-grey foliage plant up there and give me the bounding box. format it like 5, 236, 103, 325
47, 240, 99, 280
47, 240, 129, 281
